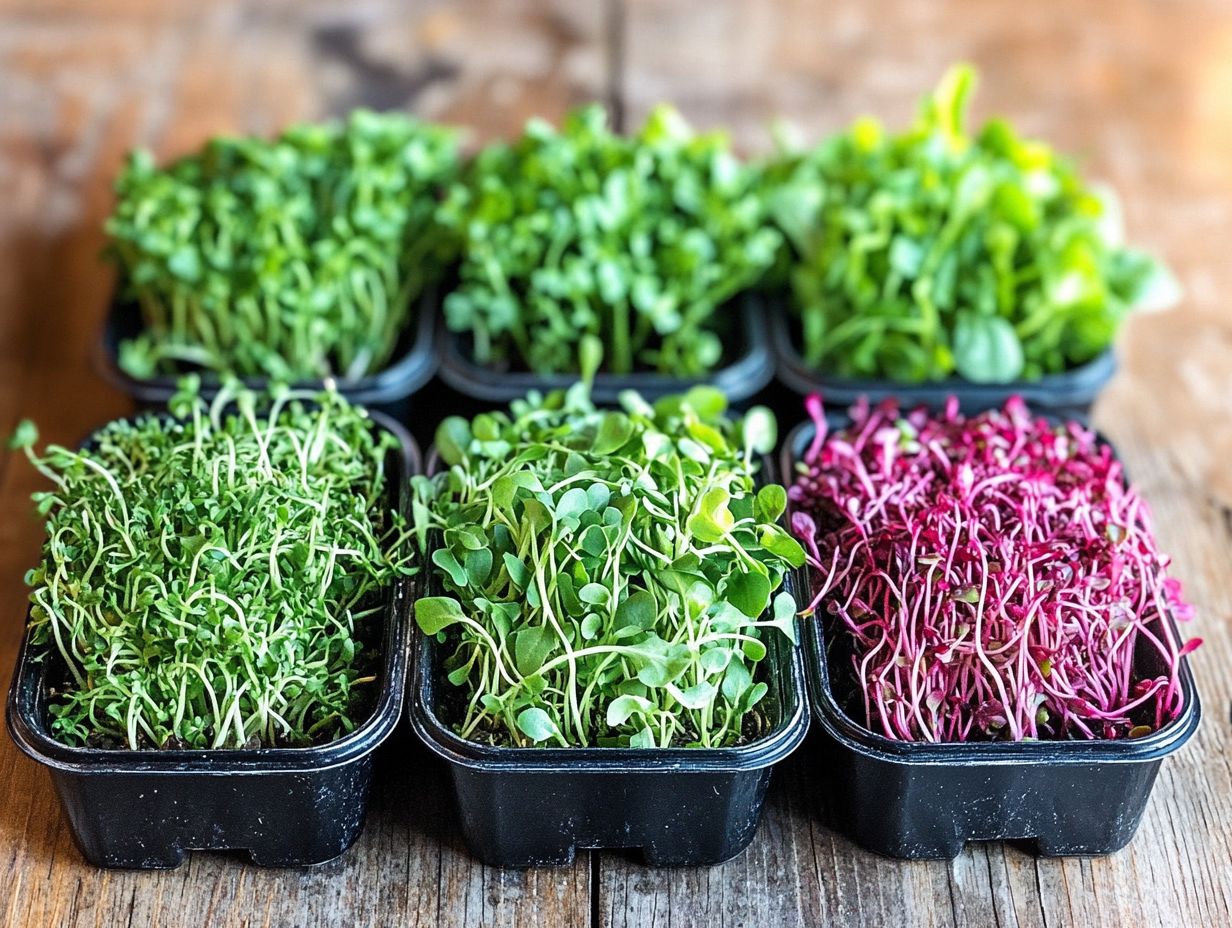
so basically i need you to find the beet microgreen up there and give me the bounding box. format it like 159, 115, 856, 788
412, 373, 803, 748
789, 394, 1199, 742
768, 65, 1176, 383
107, 111, 459, 382
10, 380, 414, 749
437, 104, 781, 376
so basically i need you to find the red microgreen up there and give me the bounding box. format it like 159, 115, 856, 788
789, 394, 1199, 743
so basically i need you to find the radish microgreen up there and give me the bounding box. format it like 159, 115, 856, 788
790, 394, 1199, 742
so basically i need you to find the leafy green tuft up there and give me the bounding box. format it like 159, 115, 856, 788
106, 112, 460, 382
767, 64, 1170, 383
437, 104, 781, 377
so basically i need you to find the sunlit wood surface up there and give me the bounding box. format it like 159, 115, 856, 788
1, 1, 1230, 925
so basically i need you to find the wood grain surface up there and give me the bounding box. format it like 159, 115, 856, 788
1, 1, 1229, 925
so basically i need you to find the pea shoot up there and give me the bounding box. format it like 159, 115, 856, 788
10, 380, 415, 750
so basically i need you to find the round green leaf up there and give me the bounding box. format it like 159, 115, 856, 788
435, 417, 472, 467
516, 707, 560, 743
415, 597, 465, 635
606, 694, 653, 727
952, 313, 1024, 383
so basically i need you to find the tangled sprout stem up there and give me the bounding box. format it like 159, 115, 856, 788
789, 395, 1199, 743
12, 381, 414, 750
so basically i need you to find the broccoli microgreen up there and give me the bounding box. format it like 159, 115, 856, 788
768, 65, 1175, 383
412, 379, 804, 748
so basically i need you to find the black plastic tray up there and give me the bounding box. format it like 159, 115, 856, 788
410, 618, 807, 867
769, 300, 1117, 417
407, 449, 809, 867
5, 412, 420, 870
436, 294, 776, 408
96, 293, 439, 422
780, 420, 1202, 859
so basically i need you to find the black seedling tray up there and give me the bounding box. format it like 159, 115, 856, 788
407, 450, 809, 867
436, 294, 775, 409
780, 420, 1202, 859
409, 617, 808, 867
5, 412, 420, 870
769, 301, 1117, 418
97, 293, 439, 422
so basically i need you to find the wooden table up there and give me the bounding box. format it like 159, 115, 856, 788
1, 1, 1230, 925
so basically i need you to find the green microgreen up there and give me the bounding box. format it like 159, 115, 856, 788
107, 111, 460, 382
412, 375, 804, 749
437, 104, 782, 376
767, 64, 1177, 383
12, 379, 415, 750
